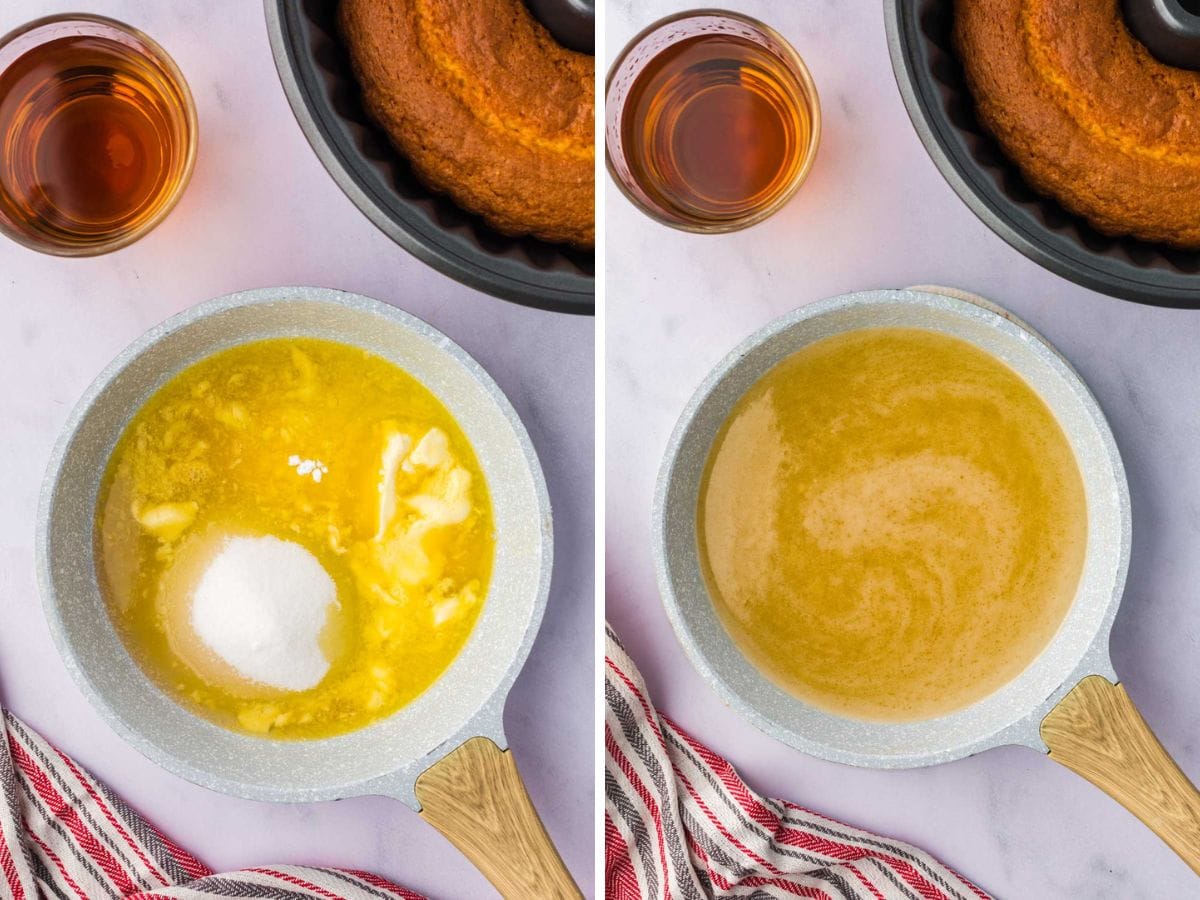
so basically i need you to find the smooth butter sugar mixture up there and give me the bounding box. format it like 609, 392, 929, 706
699, 328, 1088, 722
96, 338, 493, 739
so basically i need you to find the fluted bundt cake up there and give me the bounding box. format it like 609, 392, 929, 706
954, 0, 1200, 249
340, 0, 595, 249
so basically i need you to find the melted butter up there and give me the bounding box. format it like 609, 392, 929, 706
698, 328, 1087, 722
96, 338, 493, 739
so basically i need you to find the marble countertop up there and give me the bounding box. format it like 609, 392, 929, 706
0, 2, 594, 898
607, 2, 1200, 897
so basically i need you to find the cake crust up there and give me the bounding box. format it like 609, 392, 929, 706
954, 0, 1200, 249
339, 0, 595, 249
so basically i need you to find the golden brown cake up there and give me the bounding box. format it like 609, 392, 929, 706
954, 0, 1200, 249
339, 0, 594, 249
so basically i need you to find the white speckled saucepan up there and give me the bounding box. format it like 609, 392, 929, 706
38, 287, 581, 898
655, 286, 1200, 874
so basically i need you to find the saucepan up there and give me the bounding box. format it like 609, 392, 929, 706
38, 287, 581, 898
654, 286, 1200, 873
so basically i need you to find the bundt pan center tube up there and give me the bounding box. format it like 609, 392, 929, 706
885, 0, 1200, 307
526, 0, 595, 53
264, 0, 594, 314
1123, 0, 1200, 69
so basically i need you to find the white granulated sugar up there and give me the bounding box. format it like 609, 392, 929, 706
190, 535, 338, 691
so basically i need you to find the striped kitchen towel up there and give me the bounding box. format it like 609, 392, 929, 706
0, 707, 423, 900
605, 625, 991, 900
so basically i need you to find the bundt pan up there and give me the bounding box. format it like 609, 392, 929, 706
885, 0, 1200, 308
265, 0, 594, 315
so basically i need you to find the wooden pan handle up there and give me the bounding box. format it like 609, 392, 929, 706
415, 737, 582, 899
1041, 675, 1200, 874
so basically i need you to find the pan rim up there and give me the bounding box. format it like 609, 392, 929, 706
36, 286, 554, 806
652, 287, 1131, 769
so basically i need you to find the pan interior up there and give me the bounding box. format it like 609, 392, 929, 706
655, 289, 1129, 767
40, 290, 549, 801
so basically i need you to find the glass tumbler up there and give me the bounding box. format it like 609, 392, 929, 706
606, 10, 821, 233
0, 14, 197, 256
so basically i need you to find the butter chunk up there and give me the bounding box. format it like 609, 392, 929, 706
289, 347, 317, 400
214, 401, 249, 430
403, 427, 450, 472
432, 596, 459, 627
133, 500, 199, 542
237, 705, 280, 734
407, 467, 472, 527
375, 426, 413, 539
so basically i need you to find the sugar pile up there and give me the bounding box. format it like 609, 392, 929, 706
190, 535, 338, 691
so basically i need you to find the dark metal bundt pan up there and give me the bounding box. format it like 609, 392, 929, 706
885, 1, 1200, 308
265, 0, 594, 315
527, 0, 594, 53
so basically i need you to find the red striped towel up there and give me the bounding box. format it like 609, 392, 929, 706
0, 708, 422, 900
604, 625, 992, 900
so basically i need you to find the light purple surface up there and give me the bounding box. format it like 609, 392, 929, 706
0, 2, 595, 898
607, 2, 1200, 897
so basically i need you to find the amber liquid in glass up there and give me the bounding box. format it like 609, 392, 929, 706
0, 34, 191, 250
620, 34, 814, 226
